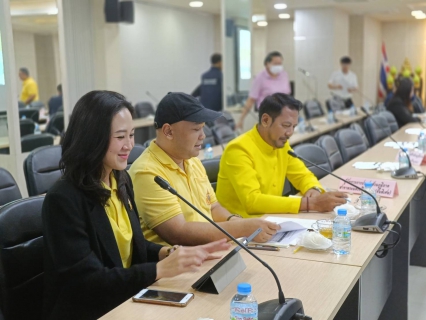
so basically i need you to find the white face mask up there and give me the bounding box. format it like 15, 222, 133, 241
269, 65, 283, 75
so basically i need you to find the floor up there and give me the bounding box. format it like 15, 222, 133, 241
409, 266, 426, 319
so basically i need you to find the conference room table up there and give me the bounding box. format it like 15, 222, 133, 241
103, 123, 424, 320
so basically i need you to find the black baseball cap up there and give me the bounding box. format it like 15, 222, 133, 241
154, 92, 222, 129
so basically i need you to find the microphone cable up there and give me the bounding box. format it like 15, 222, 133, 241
375, 220, 402, 258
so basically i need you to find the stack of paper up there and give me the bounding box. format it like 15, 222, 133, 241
352, 162, 380, 170
405, 128, 423, 135
383, 141, 418, 149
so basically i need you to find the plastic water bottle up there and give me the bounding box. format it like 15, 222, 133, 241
360, 181, 377, 214
34, 123, 41, 134
327, 111, 334, 124
349, 105, 356, 116
332, 209, 351, 255
398, 148, 409, 169
230, 283, 258, 320
418, 131, 426, 153
21, 115, 26, 120
204, 143, 214, 159
298, 116, 306, 133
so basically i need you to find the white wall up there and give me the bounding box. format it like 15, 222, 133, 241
12, 30, 37, 95
34, 34, 58, 103
362, 16, 381, 104
119, 2, 215, 104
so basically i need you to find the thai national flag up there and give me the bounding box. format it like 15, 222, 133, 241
378, 42, 389, 99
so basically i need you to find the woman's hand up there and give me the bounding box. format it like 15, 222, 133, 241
156, 239, 230, 280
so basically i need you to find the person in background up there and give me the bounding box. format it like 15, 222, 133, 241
192, 53, 223, 112
328, 56, 358, 109
42, 90, 229, 320
387, 78, 422, 127
129, 92, 279, 247
48, 84, 63, 117
217, 93, 347, 218
18, 67, 39, 106
236, 51, 291, 130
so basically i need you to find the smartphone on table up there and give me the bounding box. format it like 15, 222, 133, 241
132, 289, 194, 307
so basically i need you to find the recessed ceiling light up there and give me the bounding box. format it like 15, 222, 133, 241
415, 13, 426, 19
294, 36, 306, 41
257, 21, 268, 27
47, 8, 58, 15
252, 14, 266, 23
274, 3, 287, 10
189, 1, 203, 8
411, 10, 423, 16
279, 13, 290, 19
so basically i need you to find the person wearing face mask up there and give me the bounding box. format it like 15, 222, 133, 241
236, 51, 291, 130
328, 56, 358, 109
217, 93, 347, 217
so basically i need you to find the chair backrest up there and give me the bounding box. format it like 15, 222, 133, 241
0, 196, 44, 319
143, 138, 155, 148
214, 111, 235, 130
21, 133, 55, 153
20, 118, 35, 137
29, 101, 44, 110
134, 102, 155, 118
46, 112, 64, 136
364, 115, 391, 146
201, 157, 221, 191
349, 123, 370, 148
304, 100, 324, 120
19, 108, 39, 123
24, 145, 62, 196
0, 168, 21, 206
292, 144, 331, 179
326, 96, 345, 112
380, 110, 399, 133
213, 124, 237, 144
315, 135, 343, 170
126, 144, 145, 170
202, 125, 216, 148
412, 95, 425, 113
335, 129, 367, 163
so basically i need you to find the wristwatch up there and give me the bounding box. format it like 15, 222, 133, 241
310, 186, 322, 194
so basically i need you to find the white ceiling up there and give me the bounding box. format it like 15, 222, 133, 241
8, 0, 426, 34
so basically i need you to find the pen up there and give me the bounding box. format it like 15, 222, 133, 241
247, 245, 280, 252
293, 246, 302, 254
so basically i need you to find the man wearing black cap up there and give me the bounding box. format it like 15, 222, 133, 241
129, 92, 279, 246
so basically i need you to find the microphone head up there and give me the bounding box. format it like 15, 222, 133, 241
154, 176, 170, 190
287, 150, 298, 158
360, 106, 369, 115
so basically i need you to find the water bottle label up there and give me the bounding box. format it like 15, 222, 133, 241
230, 306, 258, 320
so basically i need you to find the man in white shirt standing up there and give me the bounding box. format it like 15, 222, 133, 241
328, 56, 358, 109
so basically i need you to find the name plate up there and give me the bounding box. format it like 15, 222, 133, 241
338, 176, 398, 198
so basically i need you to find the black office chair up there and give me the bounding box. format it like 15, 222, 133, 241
326, 96, 345, 112
212, 124, 237, 144
335, 129, 367, 163
21, 133, 55, 153
126, 144, 145, 170
19, 108, 39, 123
134, 102, 155, 118
364, 115, 391, 146
0, 196, 44, 320
380, 111, 399, 133
143, 138, 155, 148
23, 145, 62, 196
315, 135, 343, 170
0, 168, 22, 206
20, 118, 35, 137
304, 100, 324, 120
293, 144, 331, 179
214, 111, 235, 131
350, 123, 370, 148
201, 157, 221, 191
202, 126, 216, 148
45, 112, 64, 136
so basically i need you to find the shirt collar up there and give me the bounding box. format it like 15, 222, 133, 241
148, 140, 192, 174
102, 172, 117, 191
262, 68, 280, 80
249, 125, 277, 154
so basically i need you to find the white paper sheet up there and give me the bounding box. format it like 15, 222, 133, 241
405, 128, 423, 135
383, 141, 418, 149
352, 162, 380, 170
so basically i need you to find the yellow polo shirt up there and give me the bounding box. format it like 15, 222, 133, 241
102, 173, 133, 268
216, 125, 323, 218
129, 140, 217, 246
20, 77, 39, 103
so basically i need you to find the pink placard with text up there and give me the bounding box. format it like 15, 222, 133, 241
338, 176, 398, 198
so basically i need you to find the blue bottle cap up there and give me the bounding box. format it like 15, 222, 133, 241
237, 283, 252, 294
403, 148, 408, 152
337, 209, 347, 216
205, 144, 211, 148
364, 181, 373, 188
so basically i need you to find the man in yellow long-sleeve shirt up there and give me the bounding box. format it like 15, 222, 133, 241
216, 93, 347, 218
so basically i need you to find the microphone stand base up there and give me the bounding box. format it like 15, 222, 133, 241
391, 167, 419, 179
259, 298, 305, 320
352, 213, 389, 233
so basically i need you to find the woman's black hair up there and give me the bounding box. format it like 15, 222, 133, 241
393, 78, 413, 107
264, 51, 283, 66
60, 90, 135, 206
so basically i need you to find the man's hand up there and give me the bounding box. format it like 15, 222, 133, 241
348, 87, 357, 93
309, 191, 347, 212
304, 188, 321, 198
243, 218, 280, 243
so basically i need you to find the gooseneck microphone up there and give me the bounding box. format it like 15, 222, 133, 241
287, 150, 389, 233
360, 106, 419, 179
154, 176, 311, 320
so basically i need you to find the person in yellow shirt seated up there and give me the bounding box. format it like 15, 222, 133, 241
19, 67, 39, 105
216, 93, 347, 218
129, 92, 279, 246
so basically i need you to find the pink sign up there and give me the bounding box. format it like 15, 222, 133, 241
338, 176, 398, 198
